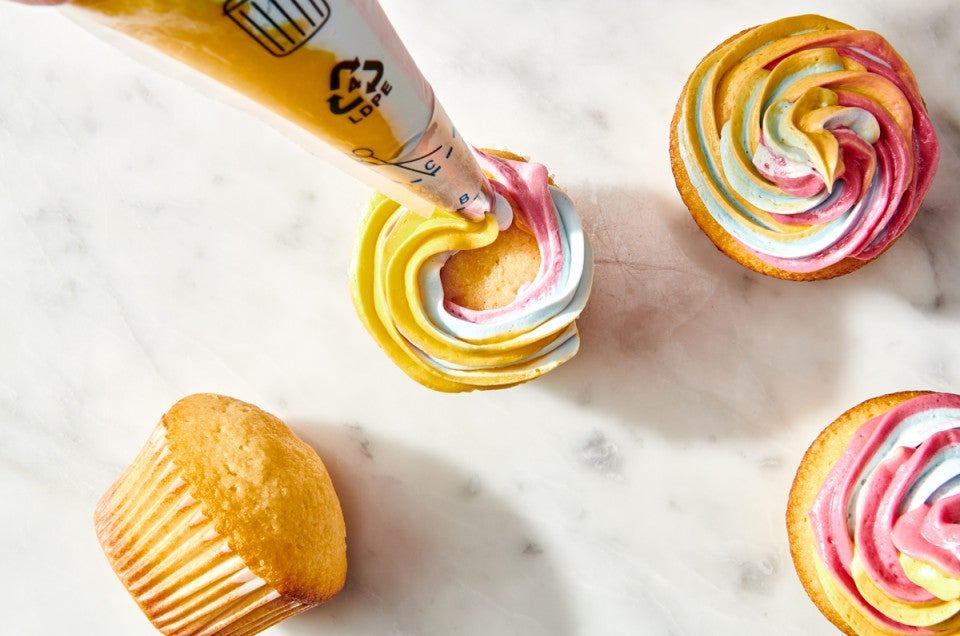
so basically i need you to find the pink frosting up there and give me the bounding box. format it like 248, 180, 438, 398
893, 495, 960, 578
444, 152, 567, 324
810, 393, 960, 633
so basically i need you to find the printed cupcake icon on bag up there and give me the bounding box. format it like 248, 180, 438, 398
224, 0, 331, 56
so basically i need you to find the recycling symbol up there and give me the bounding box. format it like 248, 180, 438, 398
327, 58, 392, 123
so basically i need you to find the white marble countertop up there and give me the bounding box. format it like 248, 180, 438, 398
2, 1, 959, 634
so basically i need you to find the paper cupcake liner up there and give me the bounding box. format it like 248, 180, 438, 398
95, 425, 312, 635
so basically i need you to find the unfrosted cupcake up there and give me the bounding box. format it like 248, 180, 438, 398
351, 148, 593, 392
670, 15, 939, 280
788, 391, 960, 635
95, 394, 346, 635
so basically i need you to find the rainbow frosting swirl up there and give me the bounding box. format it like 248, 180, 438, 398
675, 15, 939, 275
811, 393, 960, 634
350, 150, 592, 392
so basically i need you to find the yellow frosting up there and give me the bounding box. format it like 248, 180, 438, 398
350, 195, 579, 392
815, 556, 915, 636
851, 554, 960, 628
901, 553, 960, 603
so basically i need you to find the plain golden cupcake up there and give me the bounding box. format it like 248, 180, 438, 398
670, 14, 939, 280
95, 394, 346, 635
788, 391, 960, 635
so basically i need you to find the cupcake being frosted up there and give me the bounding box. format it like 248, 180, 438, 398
789, 392, 960, 635
671, 15, 939, 280
351, 148, 592, 392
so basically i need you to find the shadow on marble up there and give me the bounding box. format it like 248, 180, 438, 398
797, 109, 960, 312
538, 184, 849, 440
283, 422, 574, 636
901, 106, 960, 308
875, 4, 960, 307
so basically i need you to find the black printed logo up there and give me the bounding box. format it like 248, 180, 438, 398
328, 58, 392, 123
224, 0, 330, 57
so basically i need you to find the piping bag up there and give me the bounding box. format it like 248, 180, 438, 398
60, 0, 509, 221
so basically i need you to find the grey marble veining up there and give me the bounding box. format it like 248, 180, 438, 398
1, 0, 959, 634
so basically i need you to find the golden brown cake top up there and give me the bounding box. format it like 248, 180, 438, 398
440, 223, 541, 311
162, 394, 347, 603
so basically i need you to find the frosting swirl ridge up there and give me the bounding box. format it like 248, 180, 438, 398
676, 15, 939, 274
350, 150, 593, 392
810, 393, 960, 634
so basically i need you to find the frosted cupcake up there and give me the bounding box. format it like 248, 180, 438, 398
670, 15, 939, 280
95, 394, 347, 635
351, 149, 593, 392
788, 391, 960, 635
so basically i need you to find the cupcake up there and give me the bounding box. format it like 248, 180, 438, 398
95, 394, 347, 635
350, 148, 593, 392
670, 15, 939, 280
788, 391, 960, 635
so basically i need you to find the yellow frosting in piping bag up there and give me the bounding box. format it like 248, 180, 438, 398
70, 0, 401, 160
66, 0, 502, 218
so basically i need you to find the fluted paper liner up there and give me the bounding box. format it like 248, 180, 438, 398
94, 425, 312, 636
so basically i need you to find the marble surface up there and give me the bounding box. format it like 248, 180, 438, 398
2, 1, 959, 634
